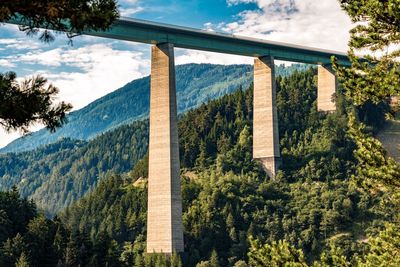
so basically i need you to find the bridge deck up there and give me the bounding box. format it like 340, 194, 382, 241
7, 16, 350, 66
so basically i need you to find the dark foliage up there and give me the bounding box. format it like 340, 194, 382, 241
0, 72, 72, 132
0, 0, 119, 43
0, 0, 119, 134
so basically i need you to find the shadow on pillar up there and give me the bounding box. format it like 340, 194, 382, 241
256, 157, 282, 179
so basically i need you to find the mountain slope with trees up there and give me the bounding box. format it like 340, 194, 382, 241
0, 120, 148, 215
60, 68, 396, 266
0, 63, 309, 154
0, 67, 396, 266
0, 64, 310, 216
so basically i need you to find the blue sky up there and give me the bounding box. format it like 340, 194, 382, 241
0, 0, 353, 147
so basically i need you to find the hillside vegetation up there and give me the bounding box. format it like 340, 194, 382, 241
0, 68, 396, 266
0, 64, 309, 216
0, 63, 309, 154
0, 121, 148, 215
60, 69, 396, 266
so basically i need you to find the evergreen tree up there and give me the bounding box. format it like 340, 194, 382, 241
335, 0, 400, 105
170, 253, 183, 267
334, 0, 400, 191
1, 233, 26, 266
15, 252, 30, 267
248, 239, 308, 267
1, 68, 396, 266
0, 0, 119, 132
356, 223, 400, 266
348, 115, 400, 190
0, 73, 72, 133
209, 249, 220, 267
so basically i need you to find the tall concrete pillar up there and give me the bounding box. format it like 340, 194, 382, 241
253, 56, 281, 178
147, 43, 184, 253
317, 65, 337, 112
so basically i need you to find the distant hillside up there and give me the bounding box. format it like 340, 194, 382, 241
0, 63, 310, 153
0, 120, 149, 215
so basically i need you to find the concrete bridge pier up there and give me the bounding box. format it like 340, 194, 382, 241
253, 56, 281, 178
317, 65, 337, 112
147, 43, 184, 253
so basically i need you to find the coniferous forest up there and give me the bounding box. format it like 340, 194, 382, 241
0, 67, 398, 266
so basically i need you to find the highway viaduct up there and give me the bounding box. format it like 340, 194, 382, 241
7, 16, 351, 254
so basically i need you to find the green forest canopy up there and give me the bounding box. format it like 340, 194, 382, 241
1, 67, 398, 266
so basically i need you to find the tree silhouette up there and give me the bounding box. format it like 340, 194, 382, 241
0, 0, 119, 132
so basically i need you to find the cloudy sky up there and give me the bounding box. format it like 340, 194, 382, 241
0, 0, 353, 148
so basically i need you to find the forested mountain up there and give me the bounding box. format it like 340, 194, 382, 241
0, 63, 310, 216
0, 68, 397, 266
59, 69, 396, 266
0, 63, 309, 154
0, 120, 149, 215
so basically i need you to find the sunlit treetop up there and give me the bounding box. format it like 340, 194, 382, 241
335, 0, 400, 106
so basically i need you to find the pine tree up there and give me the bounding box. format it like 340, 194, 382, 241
196, 141, 208, 169
335, 0, 400, 105
15, 252, 30, 267
0, 1, 119, 41
209, 249, 220, 267
134, 254, 144, 267
248, 239, 307, 267
2, 233, 26, 266
332, 0, 400, 223
0, 0, 119, 132
347, 115, 400, 190
356, 223, 400, 266
170, 252, 183, 267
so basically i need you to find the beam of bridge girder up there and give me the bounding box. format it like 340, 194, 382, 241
5, 16, 351, 66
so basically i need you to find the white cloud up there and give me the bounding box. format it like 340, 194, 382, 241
175, 48, 252, 65
0, 39, 18, 45
0, 59, 15, 68
0, 128, 21, 149
120, 6, 144, 17
166, 0, 353, 68
38, 44, 150, 109
119, 0, 143, 16
222, 0, 352, 53
4, 43, 150, 110
203, 22, 216, 32
0, 38, 41, 50
18, 49, 63, 66
227, 0, 256, 6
